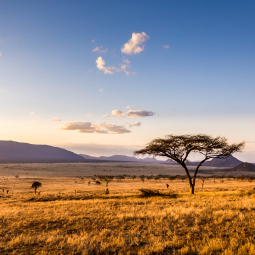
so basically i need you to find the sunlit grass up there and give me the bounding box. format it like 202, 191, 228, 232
1, 174, 255, 254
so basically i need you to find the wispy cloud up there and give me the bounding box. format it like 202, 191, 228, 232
51, 118, 61, 121
132, 122, 141, 127
103, 114, 109, 117
93, 47, 100, 52
122, 58, 130, 64
30, 112, 34, 115
60, 121, 132, 134
96, 57, 113, 74
121, 32, 149, 55
92, 39, 95, 42
99, 88, 104, 92
164, 45, 169, 49
111, 64, 130, 75
93, 46, 107, 53
0, 52, 2, 57
123, 121, 141, 127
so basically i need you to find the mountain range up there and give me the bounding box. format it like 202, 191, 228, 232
0, 141, 88, 163
187, 156, 242, 167
0, 140, 247, 167
79, 154, 161, 163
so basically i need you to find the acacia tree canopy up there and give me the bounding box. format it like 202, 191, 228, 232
134, 134, 244, 194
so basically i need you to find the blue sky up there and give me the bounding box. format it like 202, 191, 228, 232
0, 1, 255, 160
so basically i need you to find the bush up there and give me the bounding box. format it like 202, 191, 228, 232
139, 188, 177, 198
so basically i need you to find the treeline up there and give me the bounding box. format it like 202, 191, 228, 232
82, 174, 255, 183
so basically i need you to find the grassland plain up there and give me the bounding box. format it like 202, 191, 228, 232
1, 163, 255, 254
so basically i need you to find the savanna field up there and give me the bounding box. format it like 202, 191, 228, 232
1, 163, 255, 255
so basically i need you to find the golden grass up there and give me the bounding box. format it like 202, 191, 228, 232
1, 172, 255, 254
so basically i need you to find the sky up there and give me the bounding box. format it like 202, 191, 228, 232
0, 1, 255, 161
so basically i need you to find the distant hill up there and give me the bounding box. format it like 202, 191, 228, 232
80, 154, 161, 163
0, 141, 90, 163
231, 162, 255, 172
187, 155, 242, 167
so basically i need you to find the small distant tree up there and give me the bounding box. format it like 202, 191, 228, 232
135, 134, 244, 194
139, 175, 145, 183
153, 176, 160, 181
117, 175, 125, 182
167, 176, 175, 182
31, 181, 42, 194
131, 175, 136, 180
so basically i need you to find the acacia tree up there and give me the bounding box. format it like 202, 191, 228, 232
134, 134, 244, 194
32, 181, 42, 194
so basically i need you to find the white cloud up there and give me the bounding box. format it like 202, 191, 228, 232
121, 32, 149, 55
60, 121, 131, 134
0, 52, 2, 57
123, 58, 130, 64
126, 110, 155, 118
126, 105, 132, 109
87, 113, 92, 118
99, 88, 104, 92
164, 45, 169, 49
92, 39, 95, 42
103, 114, 109, 117
51, 118, 61, 121
30, 112, 34, 115
96, 57, 113, 74
112, 109, 125, 117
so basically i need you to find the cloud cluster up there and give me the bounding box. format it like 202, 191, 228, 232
121, 32, 149, 55
94, 32, 149, 75
96, 57, 113, 74
60, 121, 132, 134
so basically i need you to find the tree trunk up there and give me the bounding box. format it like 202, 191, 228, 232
189, 183, 195, 194
34, 187, 37, 194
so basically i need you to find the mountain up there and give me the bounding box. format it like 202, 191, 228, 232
187, 155, 242, 167
203, 156, 242, 167
164, 159, 178, 164
0, 141, 90, 163
80, 154, 161, 163
231, 162, 255, 172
